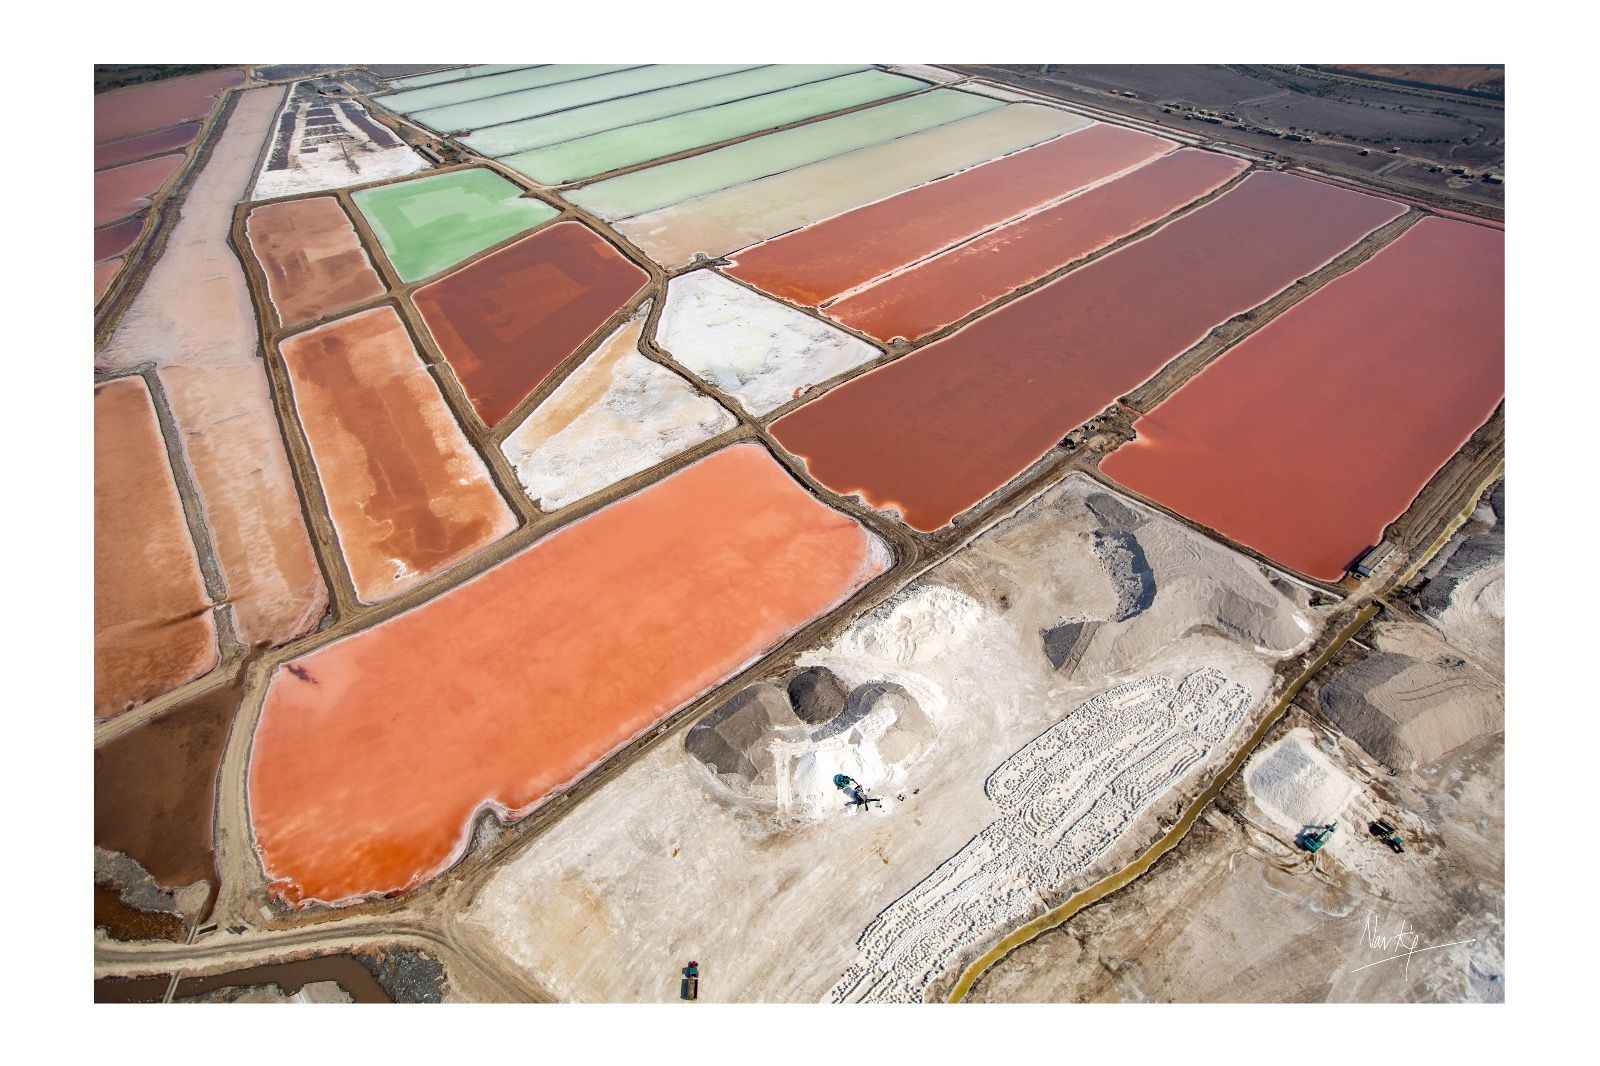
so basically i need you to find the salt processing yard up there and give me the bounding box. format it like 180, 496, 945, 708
93, 63, 1504, 1005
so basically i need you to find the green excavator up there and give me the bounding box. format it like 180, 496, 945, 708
1296, 821, 1337, 853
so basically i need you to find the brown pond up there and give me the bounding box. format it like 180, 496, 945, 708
248, 443, 886, 905
94, 378, 217, 717
412, 221, 648, 427
246, 197, 387, 328
94, 68, 244, 145
769, 172, 1406, 532
95, 120, 203, 172
725, 123, 1175, 307
1101, 216, 1504, 581
280, 306, 516, 603
828, 148, 1249, 342
94, 678, 241, 936
93, 954, 392, 1004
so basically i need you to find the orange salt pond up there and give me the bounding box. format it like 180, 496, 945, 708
829, 148, 1249, 342
1102, 217, 1504, 582
726, 123, 1175, 307
246, 197, 386, 328
94, 378, 216, 718
770, 172, 1405, 532
280, 306, 516, 603
249, 443, 887, 905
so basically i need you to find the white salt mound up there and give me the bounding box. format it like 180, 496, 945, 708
1246, 728, 1358, 831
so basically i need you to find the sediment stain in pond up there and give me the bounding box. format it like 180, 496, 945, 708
249, 443, 888, 905
94, 67, 243, 145
829, 148, 1250, 342
352, 168, 559, 283
770, 172, 1405, 532
93, 378, 217, 718
1102, 217, 1504, 582
280, 306, 517, 603
413, 221, 648, 427
726, 123, 1174, 306
94, 679, 241, 932
95, 152, 185, 226
246, 197, 386, 328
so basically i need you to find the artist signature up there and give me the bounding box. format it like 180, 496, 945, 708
1350, 911, 1475, 977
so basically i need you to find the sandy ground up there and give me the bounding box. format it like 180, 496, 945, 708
655, 270, 877, 416
971, 709, 1503, 1003
1316, 619, 1503, 771
499, 307, 736, 510
460, 474, 1325, 1001
1414, 480, 1504, 678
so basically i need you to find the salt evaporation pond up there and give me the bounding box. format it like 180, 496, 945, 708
248, 443, 888, 905
1102, 216, 1504, 581
246, 197, 386, 327
413, 221, 648, 426
770, 172, 1405, 532
726, 123, 1174, 306
279, 306, 517, 603
94, 378, 216, 717
351, 168, 559, 283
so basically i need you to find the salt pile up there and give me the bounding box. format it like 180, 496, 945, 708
1246, 728, 1358, 831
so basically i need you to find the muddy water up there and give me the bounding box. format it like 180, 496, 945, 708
95, 152, 185, 226
413, 221, 648, 427
95, 885, 186, 942
770, 172, 1406, 532
93, 955, 393, 1004
1102, 217, 1504, 581
93, 378, 217, 718
829, 148, 1249, 342
246, 198, 386, 328
281, 306, 516, 603
97, 85, 328, 649
95, 120, 204, 171
94, 68, 244, 144
618, 103, 1087, 269
726, 124, 1174, 306
249, 442, 887, 905
95, 679, 241, 932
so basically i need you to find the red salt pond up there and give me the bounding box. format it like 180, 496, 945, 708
95, 120, 204, 172
770, 172, 1405, 532
95, 258, 124, 302
725, 124, 1175, 307
95, 213, 147, 262
94, 68, 244, 145
413, 221, 648, 427
1102, 216, 1504, 582
95, 152, 186, 226
94, 378, 217, 717
249, 442, 886, 904
280, 306, 517, 603
246, 197, 386, 328
829, 148, 1249, 342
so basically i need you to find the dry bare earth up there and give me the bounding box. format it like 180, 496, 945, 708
460, 474, 1327, 1002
